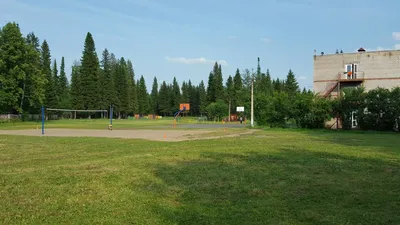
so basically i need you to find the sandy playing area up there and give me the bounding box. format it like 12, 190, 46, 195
0, 128, 255, 142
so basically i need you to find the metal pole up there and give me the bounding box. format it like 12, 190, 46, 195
41, 106, 44, 135
251, 69, 254, 127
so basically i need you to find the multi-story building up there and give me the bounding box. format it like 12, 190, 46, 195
313, 48, 400, 128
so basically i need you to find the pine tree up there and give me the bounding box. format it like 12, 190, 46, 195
70, 61, 83, 110
127, 60, 138, 113
206, 72, 215, 103
41, 40, 57, 109
214, 63, 224, 101
58, 56, 70, 108
52, 59, 59, 102
79, 32, 101, 112
226, 75, 234, 112
181, 81, 189, 103
100, 49, 114, 110
114, 57, 129, 117
285, 69, 299, 96
233, 69, 243, 109
198, 80, 207, 114
138, 75, 149, 114
158, 81, 170, 116
150, 76, 159, 114
265, 69, 273, 95
171, 77, 180, 112
26, 32, 40, 51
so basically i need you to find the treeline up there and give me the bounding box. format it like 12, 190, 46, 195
0, 22, 303, 119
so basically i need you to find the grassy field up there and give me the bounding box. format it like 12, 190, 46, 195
0, 118, 238, 130
1, 129, 399, 224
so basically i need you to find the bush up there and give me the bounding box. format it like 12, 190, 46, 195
206, 100, 228, 121
293, 92, 332, 129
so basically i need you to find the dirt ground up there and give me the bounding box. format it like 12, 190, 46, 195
0, 128, 255, 142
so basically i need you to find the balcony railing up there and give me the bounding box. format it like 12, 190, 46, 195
337, 71, 365, 81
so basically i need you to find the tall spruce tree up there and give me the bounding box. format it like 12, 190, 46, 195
285, 69, 299, 96
158, 81, 169, 116
214, 63, 224, 101
265, 69, 273, 95
138, 75, 149, 114
58, 57, 70, 108
206, 72, 215, 103
127, 60, 138, 113
114, 57, 129, 117
100, 49, 114, 110
198, 80, 207, 114
171, 77, 180, 112
181, 81, 189, 103
52, 59, 59, 102
70, 61, 83, 110
150, 76, 159, 114
41, 40, 57, 109
79, 32, 100, 112
226, 75, 234, 112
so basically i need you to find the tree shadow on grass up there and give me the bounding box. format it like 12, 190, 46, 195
144, 149, 400, 225
297, 129, 400, 154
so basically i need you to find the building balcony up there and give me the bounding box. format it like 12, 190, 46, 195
337, 71, 365, 82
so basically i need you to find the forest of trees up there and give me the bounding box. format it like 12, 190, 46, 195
2, 22, 399, 132
0, 22, 304, 119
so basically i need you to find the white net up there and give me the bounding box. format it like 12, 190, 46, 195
46, 108, 108, 119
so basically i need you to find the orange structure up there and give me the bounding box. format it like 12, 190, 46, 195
179, 103, 190, 111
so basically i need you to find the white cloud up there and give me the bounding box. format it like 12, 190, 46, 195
260, 37, 270, 43
392, 32, 400, 40
297, 76, 307, 80
395, 44, 400, 50
165, 57, 228, 66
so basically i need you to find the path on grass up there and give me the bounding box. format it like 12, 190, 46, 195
0, 128, 256, 142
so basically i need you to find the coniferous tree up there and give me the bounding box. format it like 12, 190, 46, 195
233, 69, 243, 110
181, 81, 189, 103
41, 40, 57, 109
206, 72, 215, 103
70, 61, 83, 110
52, 59, 59, 102
127, 60, 138, 113
214, 63, 224, 101
225, 75, 234, 112
198, 80, 207, 114
58, 56, 70, 109
138, 75, 149, 114
265, 69, 273, 95
114, 57, 129, 117
158, 81, 170, 116
150, 76, 158, 114
100, 49, 114, 110
285, 69, 299, 96
171, 77, 180, 112
79, 32, 101, 113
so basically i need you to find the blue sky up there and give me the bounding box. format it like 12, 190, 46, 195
1, 0, 400, 90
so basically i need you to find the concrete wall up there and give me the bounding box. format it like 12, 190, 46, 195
313, 50, 400, 95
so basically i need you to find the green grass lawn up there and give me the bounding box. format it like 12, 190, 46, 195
0, 118, 235, 130
1, 129, 399, 224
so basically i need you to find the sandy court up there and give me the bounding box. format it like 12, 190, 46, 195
0, 128, 253, 142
